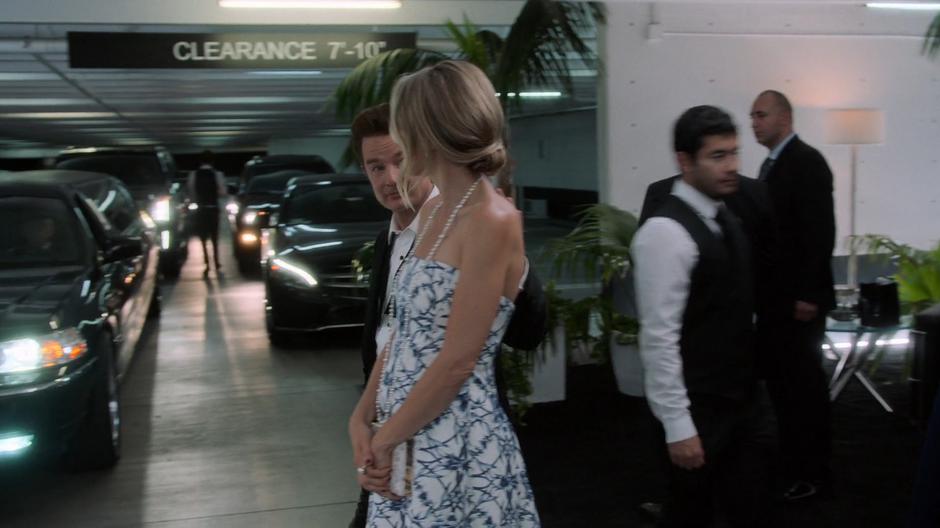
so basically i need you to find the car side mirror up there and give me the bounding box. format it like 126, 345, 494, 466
104, 236, 144, 262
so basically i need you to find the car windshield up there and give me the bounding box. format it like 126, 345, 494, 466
245, 158, 334, 179
57, 155, 165, 187
245, 171, 305, 194
0, 196, 87, 269
281, 182, 387, 225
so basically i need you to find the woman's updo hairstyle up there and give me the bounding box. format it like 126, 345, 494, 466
390, 60, 506, 208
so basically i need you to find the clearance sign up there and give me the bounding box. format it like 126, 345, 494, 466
67, 32, 416, 69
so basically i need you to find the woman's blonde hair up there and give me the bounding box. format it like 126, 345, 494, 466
390, 60, 507, 209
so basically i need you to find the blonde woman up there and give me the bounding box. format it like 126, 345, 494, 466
347, 60, 539, 526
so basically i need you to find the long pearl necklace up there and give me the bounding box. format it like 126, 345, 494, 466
375, 176, 482, 421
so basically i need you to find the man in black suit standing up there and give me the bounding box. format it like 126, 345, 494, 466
346, 103, 548, 528
750, 90, 836, 501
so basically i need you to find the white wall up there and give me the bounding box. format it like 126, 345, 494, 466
510, 109, 598, 192
600, 2, 940, 253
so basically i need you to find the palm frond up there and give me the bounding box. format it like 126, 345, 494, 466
330, 47, 448, 122
493, 0, 602, 106
924, 13, 940, 59
851, 234, 940, 312
543, 203, 638, 283
445, 17, 491, 72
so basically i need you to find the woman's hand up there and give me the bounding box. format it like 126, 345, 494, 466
349, 418, 375, 471
369, 432, 402, 501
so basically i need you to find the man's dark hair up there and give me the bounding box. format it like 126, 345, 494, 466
199, 149, 215, 166
673, 105, 737, 157
758, 89, 793, 116
350, 103, 390, 164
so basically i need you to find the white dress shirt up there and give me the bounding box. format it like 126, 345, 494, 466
631, 179, 722, 444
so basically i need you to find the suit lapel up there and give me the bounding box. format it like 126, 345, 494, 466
372, 229, 393, 316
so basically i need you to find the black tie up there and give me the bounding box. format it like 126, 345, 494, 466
758, 157, 775, 182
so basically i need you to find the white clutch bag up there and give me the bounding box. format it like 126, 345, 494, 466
371, 421, 414, 497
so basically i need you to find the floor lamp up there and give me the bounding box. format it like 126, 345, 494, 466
825, 109, 885, 288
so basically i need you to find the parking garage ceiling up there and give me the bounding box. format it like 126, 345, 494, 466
0, 1, 598, 155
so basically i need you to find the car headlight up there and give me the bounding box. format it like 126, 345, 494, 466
270, 258, 318, 287
242, 211, 258, 225
151, 197, 172, 223
0, 328, 89, 375
226, 202, 239, 215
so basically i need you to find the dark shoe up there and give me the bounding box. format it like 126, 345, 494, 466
783, 480, 819, 502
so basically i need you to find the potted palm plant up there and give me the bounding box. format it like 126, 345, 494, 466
543, 203, 643, 395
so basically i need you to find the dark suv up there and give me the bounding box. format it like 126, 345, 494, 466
55, 147, 188, 277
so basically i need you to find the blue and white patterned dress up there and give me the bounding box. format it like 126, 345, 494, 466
368, 256, 540, 527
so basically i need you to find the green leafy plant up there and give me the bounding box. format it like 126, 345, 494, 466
500, 344, 535, 421
925, 12, 940, 59
542, 203, 639, 361
851, 235, 940, 313
330, 0, 604, 167
543, 203, 638, 284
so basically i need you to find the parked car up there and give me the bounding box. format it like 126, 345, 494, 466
240, 154, 334, 189
0, 170, 160, 469
54, 146, 188, 277
230, 170, 311, 274
264, 174, 386, 345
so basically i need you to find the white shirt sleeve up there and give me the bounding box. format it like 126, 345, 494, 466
631, 217, 700, 444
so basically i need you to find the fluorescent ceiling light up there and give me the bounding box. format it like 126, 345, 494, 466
220, 0, 402, 8
247, 70, 322, 76
496, 92, 563, 99
866, 2, 940, 10
0, 112, 117, 119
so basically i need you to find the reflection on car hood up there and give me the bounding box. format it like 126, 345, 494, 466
0, 267, 90, 338
275, 221, 385, 262
238, 192, 282, 209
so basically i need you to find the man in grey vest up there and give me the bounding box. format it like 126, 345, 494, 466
633, 105, 773, 527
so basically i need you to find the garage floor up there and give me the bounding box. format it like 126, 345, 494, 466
1, 235, 365, 527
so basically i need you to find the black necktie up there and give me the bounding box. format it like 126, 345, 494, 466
758, 157, 775, 181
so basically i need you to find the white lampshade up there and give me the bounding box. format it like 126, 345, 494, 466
825, 109, 885, 145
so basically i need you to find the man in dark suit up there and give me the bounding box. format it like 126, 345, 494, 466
347, 103, 549, 528
750, 89, 836, 501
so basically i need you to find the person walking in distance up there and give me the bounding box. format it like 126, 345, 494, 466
187, 150, 227, 276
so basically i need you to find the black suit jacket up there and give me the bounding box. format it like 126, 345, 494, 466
359, 227, 549, 381
762, 135, 836, 312
639, 174, 777, 314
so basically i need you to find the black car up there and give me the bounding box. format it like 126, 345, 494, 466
240, 154, 335, 189
54, 146, 188, 277
0, 170, 159, 469
230, 170, 311, 274
264, 174, 387, 345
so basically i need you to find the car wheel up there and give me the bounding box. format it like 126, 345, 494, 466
66, 335, 121, 471
160, 254, 182, 278
266, 309, 291, 347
